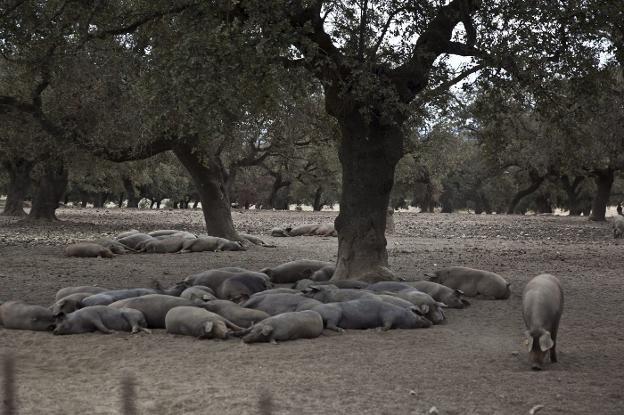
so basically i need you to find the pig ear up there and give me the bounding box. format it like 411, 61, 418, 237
436, 302, 448, 308
420, 304, 430, 315
539, 332, 554, 352
261, 325, 273, 336
204, 321, 214, 334
454, 289, 464, 296
202, 295, 213, 301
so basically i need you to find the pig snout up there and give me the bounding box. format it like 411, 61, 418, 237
529, 350, 546, 371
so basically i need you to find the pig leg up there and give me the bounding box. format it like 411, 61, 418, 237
550, 322, 559, 363
91, 317, 114, 334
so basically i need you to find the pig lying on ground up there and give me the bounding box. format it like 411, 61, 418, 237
242, 293, 323, 316
270, 224, 337, 237
407, 280, 470, 308
115, 229, 140, 239
64, 243, 114, 258
613, 216, 624, 238
55, 286, 108, 301
109, 294, 201, 328
522, 273, 564, 370
51, 292, 92, 316
293, 279, 368, 290
216, 274, 272, 302
151, 230, 197, 239
239, 233, 276, 247
261, 260, 334, 284
236, 311, 324, 344
165, 306, 242, 339
249, 288, 300, 297
303, 286, 378, 303
310, 265, 335, 281
140, 237, 187, 253
184, 269, 269, 292
117, 233, 156, 250
180, 286, 217, 302
311, 299, 431, 332
93, 238, 133, 254
389, 289, 447, 324
202, 300, 270, 328
0, 301, 55, 331
53, 306, 150, 334
82, 288, 159, 307
426, 266, 511, 299
367, 281, 413, 293
179, 237, 245, 253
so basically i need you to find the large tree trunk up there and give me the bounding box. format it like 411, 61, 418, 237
173, 145, 240, 240
332, 115, 403, 281
27, 160, 68, 221
122, 177, 139, 208
312, 186, 324, 211
589, 168, 614, 221
561, 175, 585, 216
94, 192, 108, 208
1, 158, 33, 217
507, 170, 545, 214
266, 173, 291, 209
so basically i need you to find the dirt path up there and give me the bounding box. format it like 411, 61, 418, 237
1, 208, 623, 414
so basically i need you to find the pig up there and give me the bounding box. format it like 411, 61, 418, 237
184, 269, 269, 292
55, 286, 108, 301
237, 310, 324, 343
270, 227, 291, 237
250, 288, 300, 297
115, 229, 140, 239
310, 265, 335, 281
373, 294, 420, 311
180, 286, 217, 302
288, 224, 336, 237
149, 230, 196, 239
94, 238, 133, 254
139, 237, 187, 253
613, 215, 624, 238
408, 280, 470, 308
311, 299, 431, 332
426, 266, 511, 299
202, 300, 270, 328
242, 293, 323, 316
165, 306, 242, 339
50, 292, 91, 316
216, 274, 272, 302
179, 236, 245, 253
0, 301, 55, 331
109, 294, 201, 328
82, 288, 159, 307
293, 279, 368, 290
303, 286, 378, 303
64, 243, 114, 258
522, 273, 564, 370
239, 233, 276, 247
367, 281, 413, 293
260, 259, 334, 284
117, 233, 156, 250
390, 289, 447, 324
53, 306, 150, 335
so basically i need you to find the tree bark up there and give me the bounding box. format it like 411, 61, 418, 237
312, 186, 324, 211
1, 158, 33, 217
507, 171, 545, 214
173, 144, 240, 240
561, 175, 585, 216
332, 114, 403, 281
266, 173, 291, 209
118, 193, 124, 208
94, 192, 108, 208
122, 177, 139, 208
589, 168, 614, 221
26, 160, 68, 221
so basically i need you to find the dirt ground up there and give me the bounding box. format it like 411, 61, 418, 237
1, 208, 623, 415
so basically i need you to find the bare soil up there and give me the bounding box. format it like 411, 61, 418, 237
1, 208, 623, 415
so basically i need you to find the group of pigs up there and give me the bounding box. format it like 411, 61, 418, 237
0, 257, 562, 369
64, 229, 249, 258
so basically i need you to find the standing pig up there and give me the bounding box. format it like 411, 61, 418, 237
426, 266, 511, 299
613, 215, 624, 238
522, 274, 564, 370
0, 301, 55, 331
237, 310, 324, 343
165, 306, 242, 339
